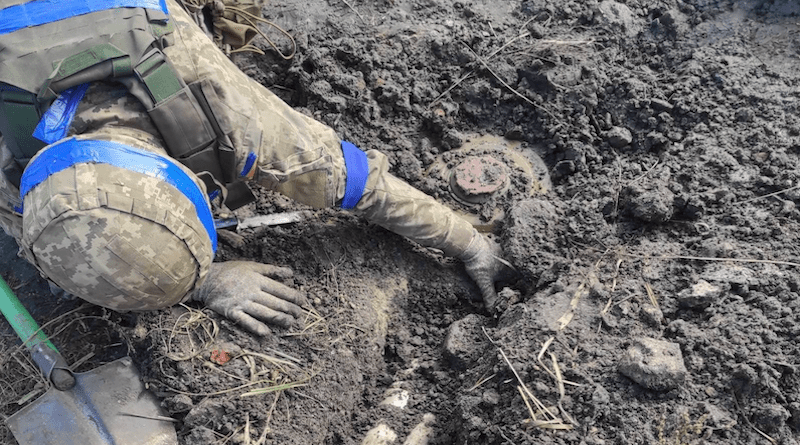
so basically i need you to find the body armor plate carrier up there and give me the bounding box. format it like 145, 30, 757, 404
0, 2, 255, 209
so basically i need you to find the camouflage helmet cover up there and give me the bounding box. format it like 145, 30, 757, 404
20, 137, 215, 311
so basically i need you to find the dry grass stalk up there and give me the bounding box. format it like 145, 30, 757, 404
620, 252, 800, 269
284, 306, 327, 337
483, 328, 571, 430
163, 305, 219, 361
736, 183, 800, 204
644, 282, 659, 310
556, 270, 598, 331
255, 391, 281, 445
243, 350, 299, 371
341, 0, 366, 24
535, 338, 578, 387
468, 373, 497, 392
429, 31, 529, 108
464, 44, 558, 120
240, 381, 307, 398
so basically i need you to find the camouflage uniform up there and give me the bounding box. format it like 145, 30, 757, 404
0, 0, 476, 309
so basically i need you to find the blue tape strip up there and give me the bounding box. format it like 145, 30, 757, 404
240, 151, 257, 177
20, 138, 217, 253
0, 0, 169, 35
32, 83, 90, 145
340, 141, 368, 209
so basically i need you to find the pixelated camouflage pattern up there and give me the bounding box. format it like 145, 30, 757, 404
164, 1, 475, 255
0, 0, 477, 310
20, 142, 212, 311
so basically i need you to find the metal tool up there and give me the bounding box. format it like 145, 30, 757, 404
0, 276, 178, 445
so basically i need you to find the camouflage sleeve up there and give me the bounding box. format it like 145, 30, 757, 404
0, 137, 23, 241
164, 0, 476, 256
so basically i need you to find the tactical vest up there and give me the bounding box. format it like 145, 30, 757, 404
0, 0, 255, 209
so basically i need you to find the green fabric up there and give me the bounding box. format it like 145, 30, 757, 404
52, 44, 128, 81
0, 87, 45, 159
137, 53, 183, 104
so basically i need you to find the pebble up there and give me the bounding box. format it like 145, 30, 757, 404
677, 279, 722, 308
606, 126, 633, 148
618, 337, 687, 390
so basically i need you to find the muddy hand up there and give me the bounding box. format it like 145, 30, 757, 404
459, 230, 511, 313
193, 261, 308, 336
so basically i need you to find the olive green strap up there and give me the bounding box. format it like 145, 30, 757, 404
135, 49, 183, 104
38, 43, 133, 101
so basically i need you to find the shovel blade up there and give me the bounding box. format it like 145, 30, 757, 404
7, 357, 178, 445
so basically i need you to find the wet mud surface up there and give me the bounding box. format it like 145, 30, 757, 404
4, 0, 800, 444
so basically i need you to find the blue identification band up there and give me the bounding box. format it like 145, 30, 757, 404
0, 0, 169, 35
340, 141, 368, 209
32, 83, 90, 144
19, 138, 217, 253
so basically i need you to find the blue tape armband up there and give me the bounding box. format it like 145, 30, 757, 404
340, 141, 368, 210
20, 138, 217, 253
32, 83, 89, 145
0, 0, 169, 35
240, 151, 257, 177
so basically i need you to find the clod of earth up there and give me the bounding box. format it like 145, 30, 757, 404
619, 337, 687, 391
677, 279, 723, 309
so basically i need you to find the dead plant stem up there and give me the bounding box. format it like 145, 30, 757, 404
621, 252, 800, 269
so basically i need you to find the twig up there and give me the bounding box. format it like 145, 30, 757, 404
468, 373, 497, 391
735, 183, 800, 205
464, 44, 558, 120
428, 72, 475, 107
730, 388, 776, 444
341, 0, 366, 24
256, 391, 281, 445
428, 31, 529, 108
497, 428, 518, 445
620, 252, 800, 269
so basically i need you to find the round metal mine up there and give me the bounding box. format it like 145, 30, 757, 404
449, 155, 509, 204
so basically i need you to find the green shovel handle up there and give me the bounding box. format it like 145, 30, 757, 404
0, 276, 75, 390
0, 276, 58, 352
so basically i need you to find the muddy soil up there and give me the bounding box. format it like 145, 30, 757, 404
4, 0, 800, 444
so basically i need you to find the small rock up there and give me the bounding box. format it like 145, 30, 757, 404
641, 305, 664, 326
678, 279, 722, 308
753, 403, 790, 434
592, 384, 611, 405
699, 402, 734, 430
443, 314, 489, 370
624, 182, 675, 223
650, 98, 674, 112
606, 126, 633, 148
596, 1, 641, 37
403, 414, 435, 445
184, 399, 225, 428
619, 337, 687, 390
161, 394, 194, 414
362, 423, 397, 445
380, 385, 410, 409
526, 22, 546, 39
183, 426, 217, 443
482, 389, 500, 406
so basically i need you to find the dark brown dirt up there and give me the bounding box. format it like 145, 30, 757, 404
4, 0, 800, 444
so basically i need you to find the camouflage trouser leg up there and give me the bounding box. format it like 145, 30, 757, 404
166, 0, 476, 256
